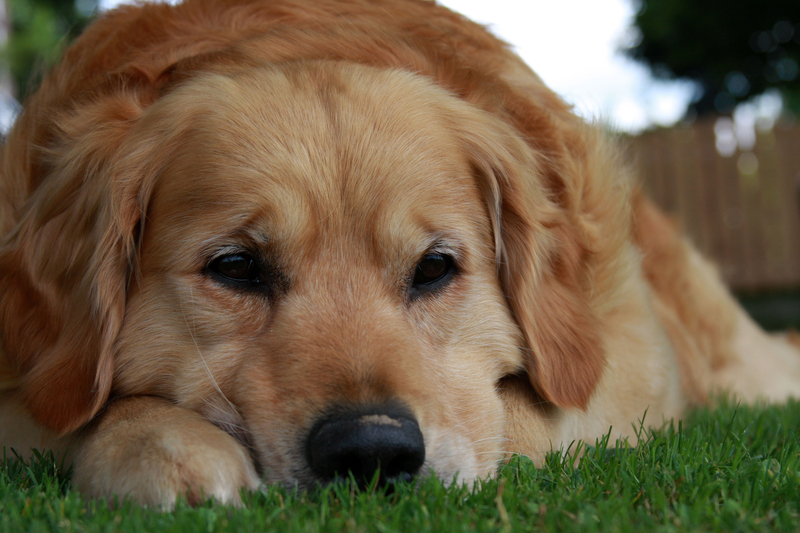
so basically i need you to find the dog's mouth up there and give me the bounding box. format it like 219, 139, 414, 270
208, 400, 427, 490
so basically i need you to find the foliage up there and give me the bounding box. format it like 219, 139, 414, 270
3, 399, 800, 532
1, 0, 99, 101
625, 0, 800, 116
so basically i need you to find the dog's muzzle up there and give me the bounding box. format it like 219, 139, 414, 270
305, 403, 425, 488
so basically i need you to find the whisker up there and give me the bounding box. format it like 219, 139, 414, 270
179, 288, 239, 416
469, 435, 511, 446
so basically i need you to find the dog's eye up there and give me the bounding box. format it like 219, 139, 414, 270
209, 253, 261, 284
411, 253, 455, 293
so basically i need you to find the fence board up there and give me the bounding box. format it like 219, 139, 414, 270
628, 117, 800, 291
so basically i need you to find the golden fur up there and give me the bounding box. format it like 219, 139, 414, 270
1, 0, 799, 508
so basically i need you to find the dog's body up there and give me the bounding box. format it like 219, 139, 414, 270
1, 0, 799, 507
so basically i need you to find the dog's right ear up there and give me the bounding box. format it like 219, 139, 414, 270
0, 0, 206, 434
0, 93, 151, 435
0, 0, 249, 434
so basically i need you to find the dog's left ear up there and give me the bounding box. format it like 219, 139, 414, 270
455, 106, 607, 411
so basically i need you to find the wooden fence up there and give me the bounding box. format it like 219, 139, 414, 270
628, 117, 800, 291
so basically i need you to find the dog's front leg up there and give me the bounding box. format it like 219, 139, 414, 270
73, 396, 260, 509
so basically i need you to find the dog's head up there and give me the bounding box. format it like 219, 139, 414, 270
0, 0, 630, 487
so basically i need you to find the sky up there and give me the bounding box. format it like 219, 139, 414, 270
434, 0, 695, 132
96, 0, 695, 132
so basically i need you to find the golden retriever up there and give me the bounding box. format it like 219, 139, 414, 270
2, 0, 800, 508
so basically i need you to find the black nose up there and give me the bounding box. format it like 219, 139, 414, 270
306, 405, 425, 487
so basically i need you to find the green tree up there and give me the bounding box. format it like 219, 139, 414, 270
2, 0, 99, 101
625, 0, 800, 116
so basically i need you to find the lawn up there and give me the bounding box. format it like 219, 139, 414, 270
2, 399, 799, 532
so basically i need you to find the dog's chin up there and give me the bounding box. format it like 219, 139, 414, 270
249, 434, 496, 491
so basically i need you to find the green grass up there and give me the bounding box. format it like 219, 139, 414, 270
3, 399, 800, 532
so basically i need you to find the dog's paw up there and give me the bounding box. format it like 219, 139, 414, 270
72, 397, 260, 509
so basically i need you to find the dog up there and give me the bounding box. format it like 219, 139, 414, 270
2, 0, 800, 508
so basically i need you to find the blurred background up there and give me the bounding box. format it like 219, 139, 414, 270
1, 0, 798, 329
